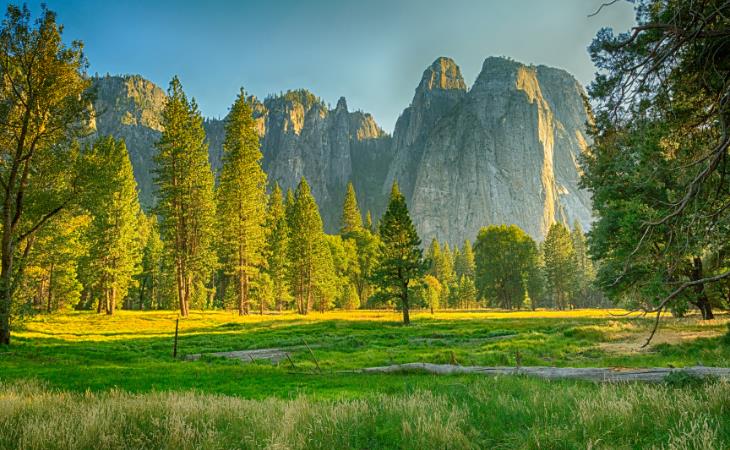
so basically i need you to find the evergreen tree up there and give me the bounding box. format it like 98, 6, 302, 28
365, 211, 374, 232
455, 240, 476, 279
585, 0, 730, 321
339, 283, 359, 310
457, 275, 477, 309
154, 77, 216, 317
543, 223, 577, 310
422, 275, 441, 314
82, 137, 144, 315
441, 243, 456, 287
570, 221, 599, 307
216, 89, 268, 315
349, 227, 379, 305
25, 211, 88, 313
427, 239, 442, 278
371, 182, 426, 325
287, 178, 328, 314
135, 215, 164, 310
340, 181, 363, 235
265, 183, 290, 311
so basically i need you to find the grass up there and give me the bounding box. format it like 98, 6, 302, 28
1, 309, 729, 448
1, 378, 728, 449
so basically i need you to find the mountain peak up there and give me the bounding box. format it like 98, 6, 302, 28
417, 57, 466, 94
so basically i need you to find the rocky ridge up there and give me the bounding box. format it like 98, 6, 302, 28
89, 56, 592, 242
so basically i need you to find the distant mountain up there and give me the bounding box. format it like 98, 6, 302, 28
88, 56, 593, 242
406, 57, 593, 243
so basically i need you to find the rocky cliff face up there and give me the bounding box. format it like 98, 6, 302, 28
90, 75, 166, 208
384, 57, 467, 201
253, 91, 392, 230
89, 56, 592, 243
408, 57, 593, 243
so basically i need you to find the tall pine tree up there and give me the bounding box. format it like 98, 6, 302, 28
287, 178, 328, 315
265, 183, 290, 311
340, 181, 363, 235
372, 182, 425, 325
543, 222, 577, 310
154, 77, 216, 317
216, 89, 268, 315
82, 137, 144, 315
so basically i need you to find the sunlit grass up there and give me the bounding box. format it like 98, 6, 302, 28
1, 378, 728, 449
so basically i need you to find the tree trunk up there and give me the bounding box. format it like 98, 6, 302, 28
692, 256, 714, 320
0, 233, 13, 345
47, 263, 55, 313
107, 286, 116, 315
402, 294, 410, 325
238, 268, 245, 316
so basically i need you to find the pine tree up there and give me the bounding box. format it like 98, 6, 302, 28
457, 275, 477, 309
26, 211, 88, 313
287, 178, 328, 315
371, 182, 426, 324
365, 211, 374, 232
340, 181, 363, 235
341, 284, 361, 310
265, 183, 290, 311
422, 275, 441, 314
82, 137, 144, 315
154, 77, 216, 317
136, 215, 164, 310
570, 221, 599, 307
427, 239, 442, 278
441, 243, 456, 287
543, 222, 577, 310
455, 240, 476, 279
216, 89, 268, 315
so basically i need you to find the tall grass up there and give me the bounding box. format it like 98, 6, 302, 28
1, 378, 728, 449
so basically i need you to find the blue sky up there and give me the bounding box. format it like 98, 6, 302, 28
14, 0, 635, 131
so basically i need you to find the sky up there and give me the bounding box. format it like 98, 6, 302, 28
14, 0, 636, 132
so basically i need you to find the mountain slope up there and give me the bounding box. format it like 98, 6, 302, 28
88, 57, 593, 243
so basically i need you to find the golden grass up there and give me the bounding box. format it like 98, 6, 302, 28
15, 308, 638, 342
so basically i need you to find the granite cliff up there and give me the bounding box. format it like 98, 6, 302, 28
89, 56, 592, 242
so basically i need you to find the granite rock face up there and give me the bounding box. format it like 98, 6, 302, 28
253, 91, 392, 230
384, 57, 467, 201
406, 57, 593, 243
90, 75, 166, 208
88, 56, 592, 242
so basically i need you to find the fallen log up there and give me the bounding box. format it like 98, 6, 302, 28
186, 348, 290, 363
359, 363, 730, 382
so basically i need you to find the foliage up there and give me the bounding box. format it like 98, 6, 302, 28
0, 4, 92, 344
371, 183, 426, 324
216, 89, 268, 315
543, 222, 577, 309
154, 77, 216, 317
287, 178, 329, 314
474, 225, 540, 309
80, 137, 144, 314
264, 183, 290, 311
340, 181, 362, 235
585, 0, 730, 319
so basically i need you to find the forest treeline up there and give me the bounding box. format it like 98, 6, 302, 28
1, 0, 728, 344
0, 5, 602, 336
12, 79, 604, 319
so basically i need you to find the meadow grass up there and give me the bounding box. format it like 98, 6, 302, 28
1, 377, 728, 449
0, 309, 729, 448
